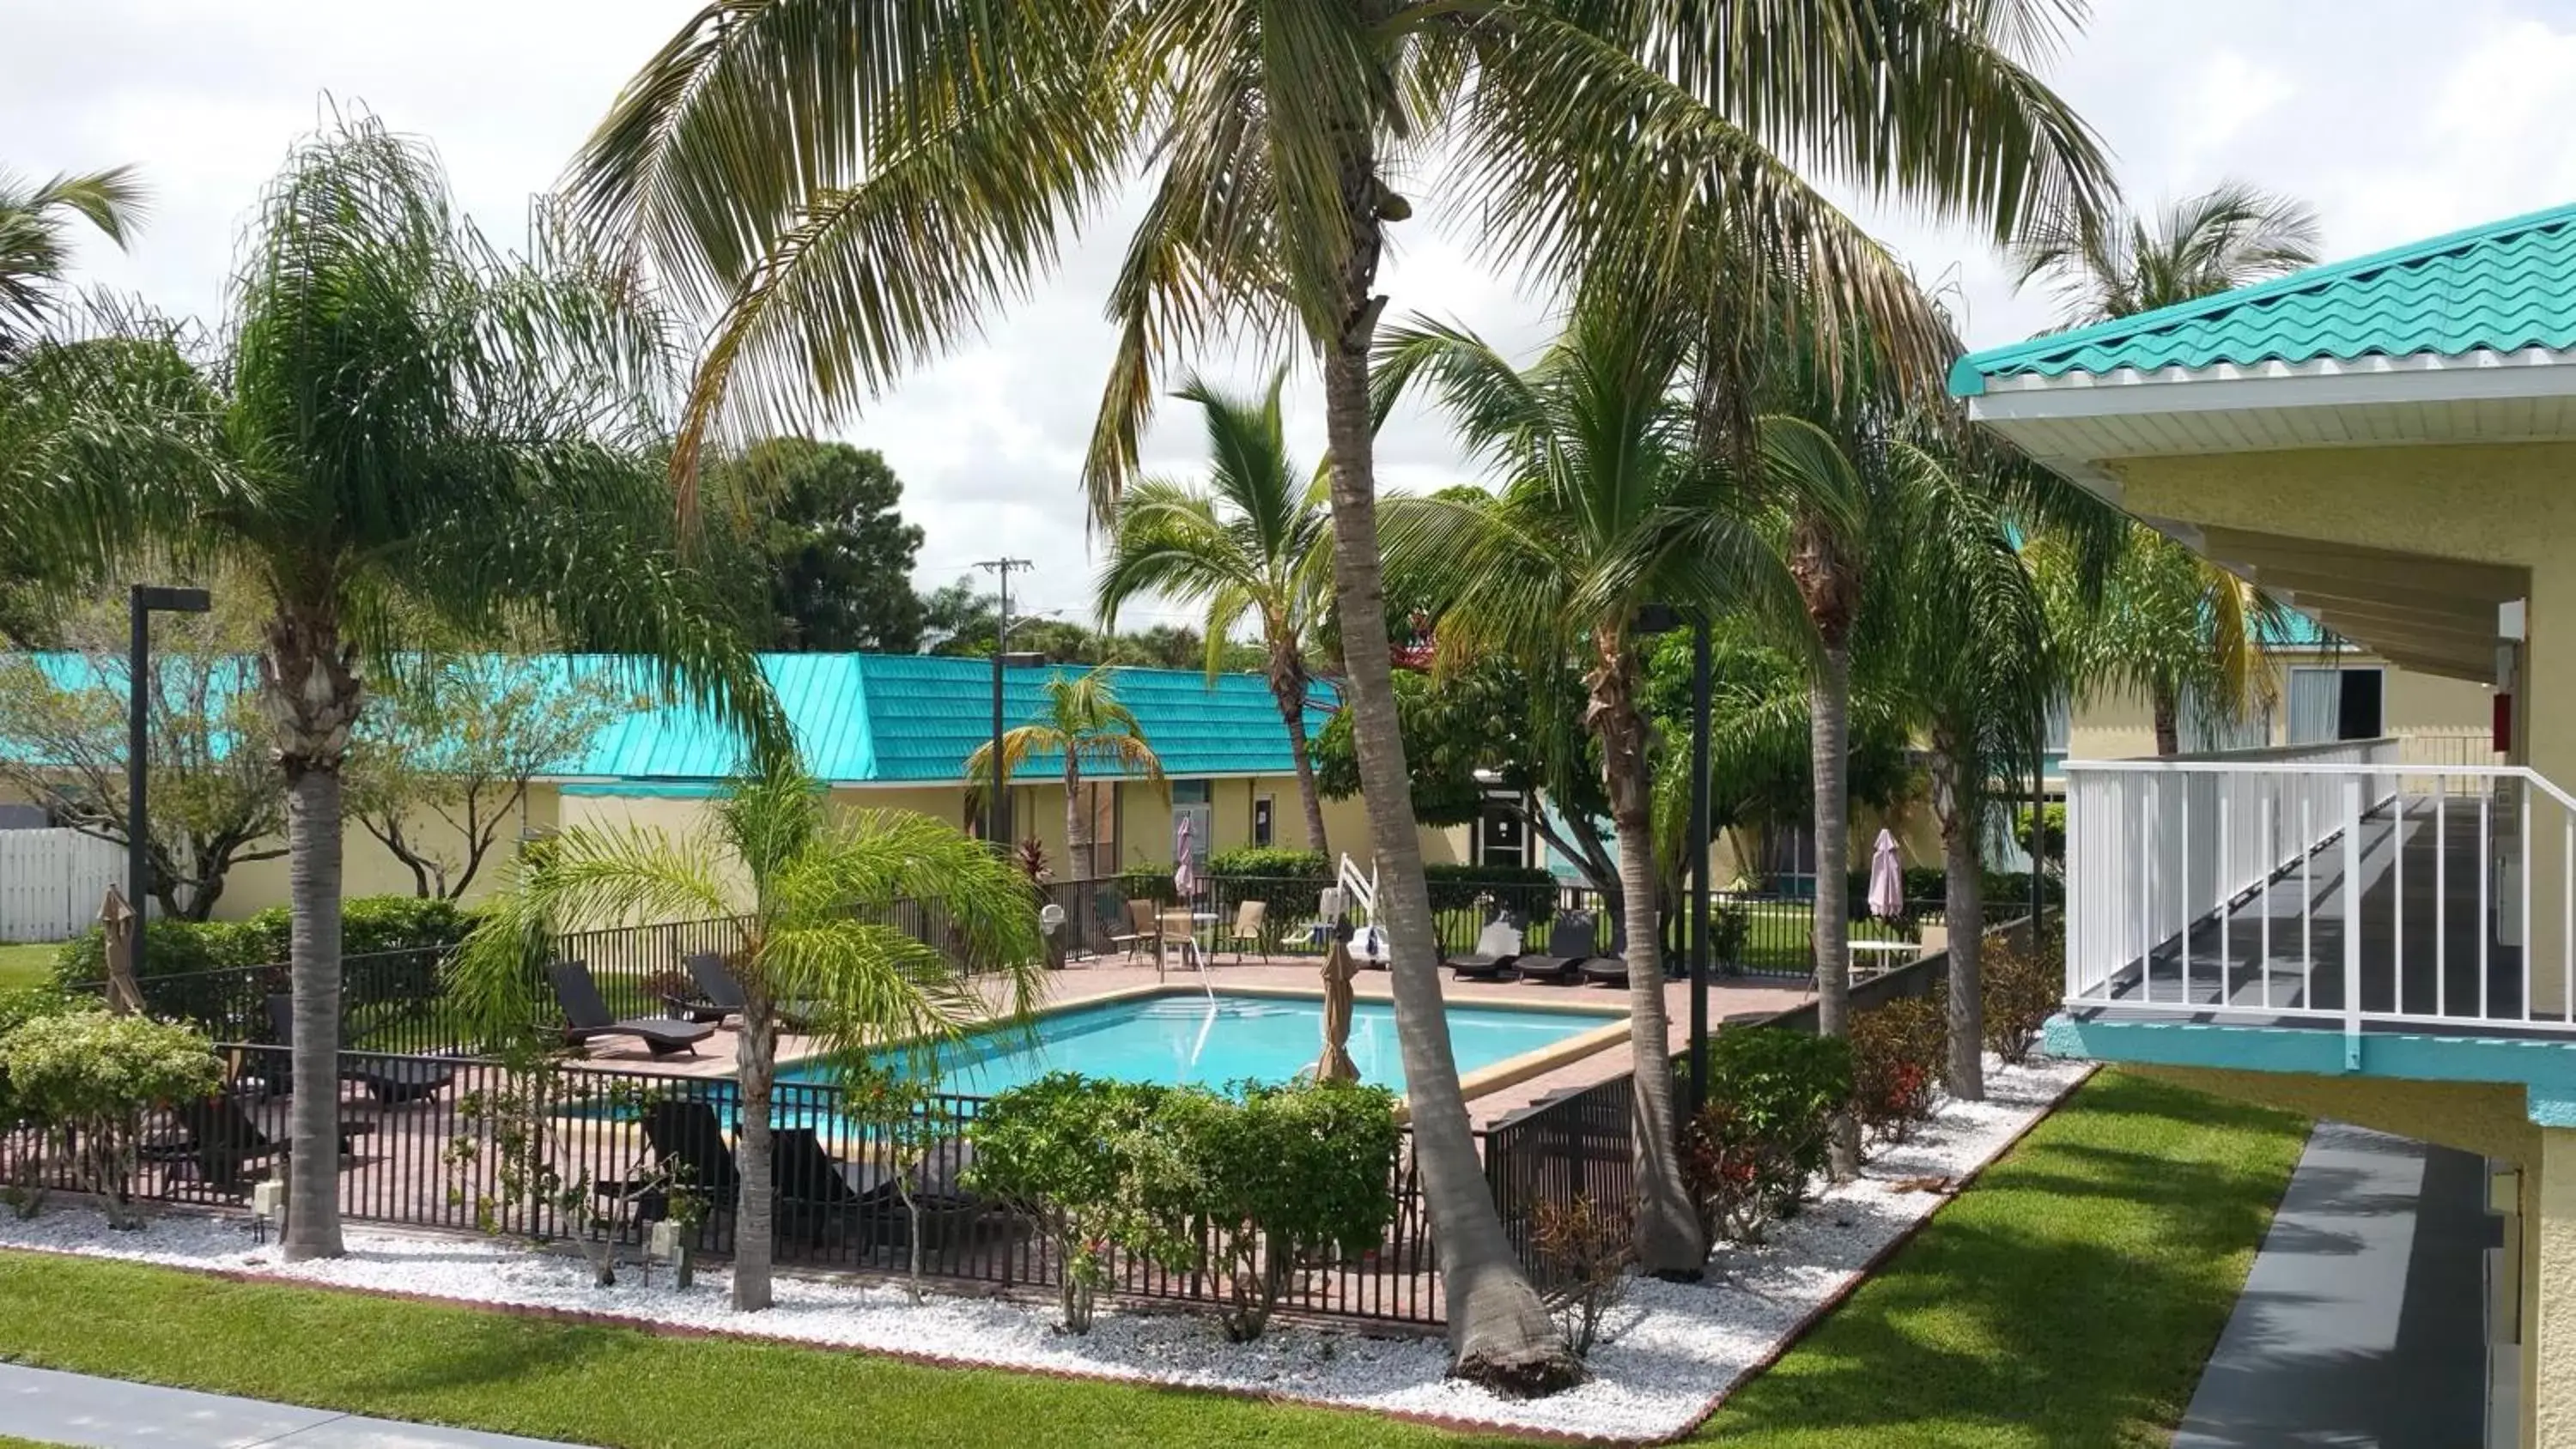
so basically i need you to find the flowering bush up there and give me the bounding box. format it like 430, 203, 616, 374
0, 1010, 223, 1228
1849, 995, 1946, 1144
1983, 936, 2060, 1065
967, 1073, 1181, 1332
1684, 1028, 1850, 1244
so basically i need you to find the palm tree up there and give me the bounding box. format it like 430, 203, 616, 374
964, 666, 1165, 879
2012, 180, 2317, 756
0, 116, 783, 1261
1876, 438, 2057, 1100
0, 164, 145, 352
2012, 179, 2322, 331
453, 763, 1046, 1311
1096, 370, 1331, 855
1376, 294, 1850, 1278
566, 0, 2111, 1387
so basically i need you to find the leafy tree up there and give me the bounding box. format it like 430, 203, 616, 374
2012, 179, 2322, 330
0, 115, 783, 1262
568, 0, 2110, 1386
1097, 371, 1334, 852
965, 667, 1164, 879
712, 437, 926, 652
453, 762, 1045, 1312
917, 575, 999, 655
345, 658, 636, 900
0, 600, 283, 919
0, 164, 145, 353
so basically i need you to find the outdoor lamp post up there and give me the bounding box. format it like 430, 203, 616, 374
128, 583, 212, 974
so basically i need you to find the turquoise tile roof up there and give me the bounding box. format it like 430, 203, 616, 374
4, 652, 1334, 786
1952, 201, 2576, 396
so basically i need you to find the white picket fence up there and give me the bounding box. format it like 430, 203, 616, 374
0, 828, 124, 943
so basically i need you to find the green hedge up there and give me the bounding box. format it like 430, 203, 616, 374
52, 894, 477, 989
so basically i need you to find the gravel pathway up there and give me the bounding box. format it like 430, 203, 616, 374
0, 1054, 2090, 1443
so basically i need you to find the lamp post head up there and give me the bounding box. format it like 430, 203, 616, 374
133, 585, 211, 615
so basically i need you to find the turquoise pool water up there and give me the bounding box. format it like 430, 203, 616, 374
784, 991, 1619, 1095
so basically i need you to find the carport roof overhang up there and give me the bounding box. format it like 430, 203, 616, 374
1961, 349, 2573, 681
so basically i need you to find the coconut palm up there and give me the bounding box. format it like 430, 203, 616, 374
2012, 179, 2322, 331
567, 0, 2111, 1386
1875, 438, 2057, 1100
1096, 371, 1330, 854
0, 164, 145, 352
964, 666, 1165, 879
1375, 293, 1856, 1277
0, 116, 783, 1261
453, 763, 1046, 1311
2038, 524, 2285, 755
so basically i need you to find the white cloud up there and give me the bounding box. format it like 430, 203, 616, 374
9, 0, 2576, 621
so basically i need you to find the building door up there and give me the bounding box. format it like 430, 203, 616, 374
2338, 668, 2385, 739
1170, 780, 1212, 878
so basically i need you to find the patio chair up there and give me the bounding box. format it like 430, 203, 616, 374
1108, 899, 1162, 962
1445, 916, 1526, 981
1512, 912, 1601, 985
1579, 932, 1641, 986
771, 1126, 885, 1248
1225, 900, 1268, 963
163, 1094, 374, 1192
548, 960, 717, 1058
682, 954, 830, 1034
264, 994, 459, 1105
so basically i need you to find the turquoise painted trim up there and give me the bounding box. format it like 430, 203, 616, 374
2047, 1013, 2576, 1126
559, 781, 726, 798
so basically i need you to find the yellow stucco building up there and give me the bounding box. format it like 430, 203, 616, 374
1959, 202, 2576, 1448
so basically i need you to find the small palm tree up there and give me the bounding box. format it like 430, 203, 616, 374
1376, 292, 1844, 1278
1097, 371, 1331, 855
453, 762, 1047, 1312
0, 164, 145, 351
0, 116, 783, 1261
966, 667, 1164, 880
2011, 179, 2322, 330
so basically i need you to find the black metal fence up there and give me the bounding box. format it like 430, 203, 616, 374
0, 1045, 1449, 1327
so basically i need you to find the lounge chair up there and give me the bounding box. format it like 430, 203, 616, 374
1445, 917, 1526, 980
549, 960, 716, 1058
1579, 933, 1641, 986
162, 1094, 374, 1191
682, 954, 830, 1034
1512, 912, 1601, 985
770, 1126, 884, 1247
264, 995, 459, 1105
1224, 900, 1267, 963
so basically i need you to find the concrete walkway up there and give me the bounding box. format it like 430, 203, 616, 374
2175, 1121, 2490, 1447
0, 1363, 592, 1448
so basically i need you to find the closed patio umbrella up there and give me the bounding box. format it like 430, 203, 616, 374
1868, 828, 1906, 920
1173, 815, 1198, 900
1316, 936, 1360, 1082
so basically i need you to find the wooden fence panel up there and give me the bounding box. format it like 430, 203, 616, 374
0, 828, 123, 943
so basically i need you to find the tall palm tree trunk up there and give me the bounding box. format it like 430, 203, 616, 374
732, 996, 778, 1311
1590, 642, 1704, 1278
1315, 150, 1575, 1392
2150, 684, 2182, 757
1809, 643, 1860, 1179
1929, 732, 1986, 1100
1064, 760, 1090, 880
1269, 654, 1329, 854
267, 615, 361, 1263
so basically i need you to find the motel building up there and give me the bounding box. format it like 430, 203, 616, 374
1954, 202, 2576, 1449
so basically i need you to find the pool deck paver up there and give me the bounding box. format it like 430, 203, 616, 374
573, 955, 1816, 1127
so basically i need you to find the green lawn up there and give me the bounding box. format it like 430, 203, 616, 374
0, 1070, 2301, 1449
0, 943, 56, 993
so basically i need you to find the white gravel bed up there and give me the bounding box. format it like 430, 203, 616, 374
0, 1053, 2090, 1443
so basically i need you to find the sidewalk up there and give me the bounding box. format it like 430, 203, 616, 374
0, 1363, 594, 1449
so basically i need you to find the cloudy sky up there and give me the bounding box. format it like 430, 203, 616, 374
13, 2, 2576, 627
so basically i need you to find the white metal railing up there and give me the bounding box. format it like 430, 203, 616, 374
2064, 737, 2576, 1047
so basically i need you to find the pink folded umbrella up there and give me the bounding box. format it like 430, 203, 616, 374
1868, 828, 1906, 920
1174, 815, 1198, 900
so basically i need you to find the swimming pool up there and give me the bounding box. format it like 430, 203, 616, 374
783, 991, 1621, 1096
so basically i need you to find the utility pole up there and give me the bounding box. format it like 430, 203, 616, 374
975, 557, 1032, 852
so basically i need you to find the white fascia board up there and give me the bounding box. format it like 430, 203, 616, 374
1966, 346, 2576, 424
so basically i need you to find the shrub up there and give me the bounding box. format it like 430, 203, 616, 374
966, 1072, 1181, 1332
1206, 847, 1330, 884
1530, 1194, 1630, 1356
53, 895, 477, 1007
0, 1010, 223, 1228
1848, 995, 1946, 1144
1423, 863, 1558, 914
1983, 935, 2060, 1066
1157, 1079, 1400, 1342
1684, 1028, 1851, 1244
52, 919, 262, 989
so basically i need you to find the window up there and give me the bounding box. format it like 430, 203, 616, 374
2338, 668, 2385, 740
2288, 666, 2385, 743
1253, 795, 1274, 848
1477, 802, 1526, 869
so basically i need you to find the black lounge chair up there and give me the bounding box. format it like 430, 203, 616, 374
773, 1125, 982, 1251
550, 960, 716, 1058
1513, 912, 1602, 985
1579, 935, 1640, 986
161, 1094, 374, 1191
264, 995, 459, 1105
1445, 917, 1526, 980
682, 954, 830, 1034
